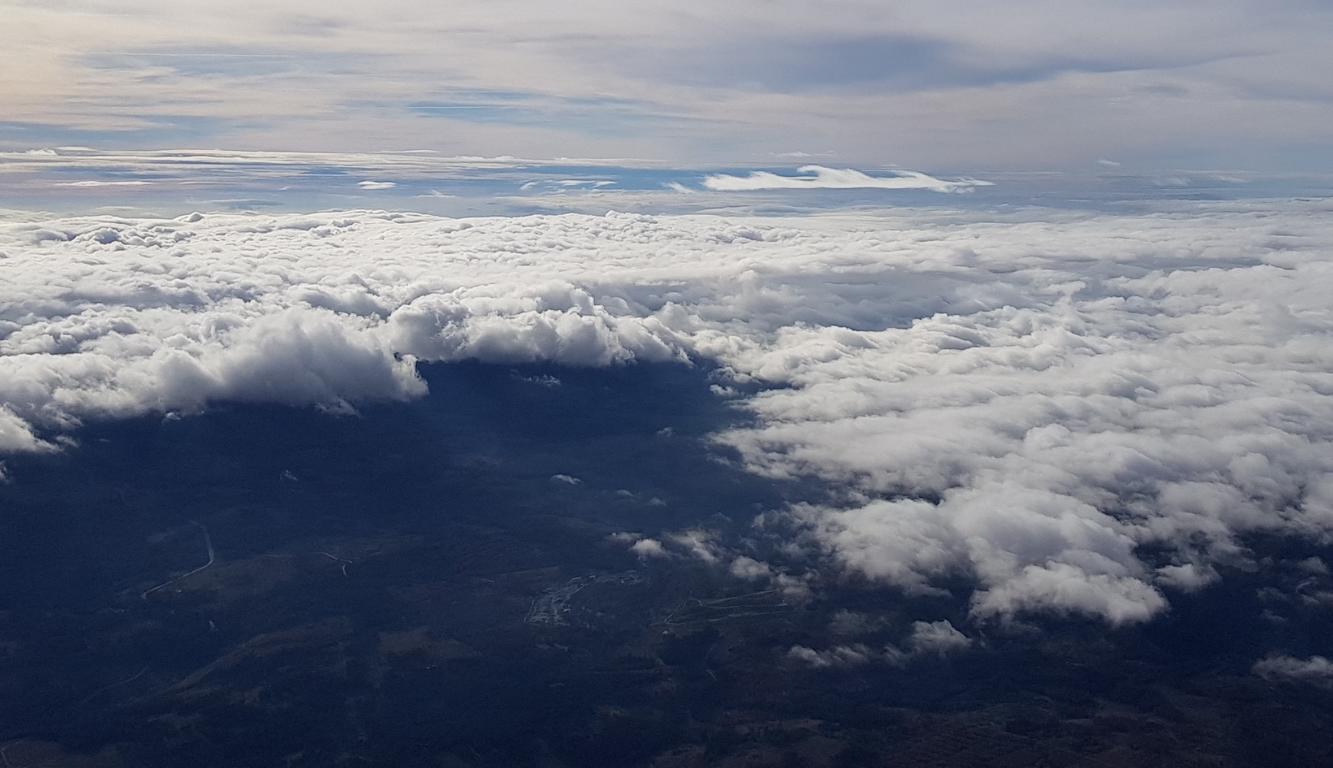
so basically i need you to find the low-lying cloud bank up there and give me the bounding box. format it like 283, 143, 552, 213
2, 201, 1331, 625
700, 165, 992, 192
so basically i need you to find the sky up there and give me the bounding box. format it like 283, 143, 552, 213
2, 0, 1333, 171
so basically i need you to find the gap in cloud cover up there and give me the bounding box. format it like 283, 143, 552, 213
25, 351, 1331, 764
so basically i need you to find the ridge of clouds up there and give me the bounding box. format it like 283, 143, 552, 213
700, 165, 991, 192
3, 201, 1333, 625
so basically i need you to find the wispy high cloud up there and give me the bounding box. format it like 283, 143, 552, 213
53, 180, 153, 187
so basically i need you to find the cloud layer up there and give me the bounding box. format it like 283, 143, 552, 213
3, 201, 1332, 625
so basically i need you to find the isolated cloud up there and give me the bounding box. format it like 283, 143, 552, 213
701, 165, 991, 192
630, 538, 669, 559
788, 644, 873, 668
907, 620, 972, 657
3, 201, 1332, 625
1253, 655, 1333, 685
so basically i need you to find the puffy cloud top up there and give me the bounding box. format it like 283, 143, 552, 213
3, 202, 1332, 625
